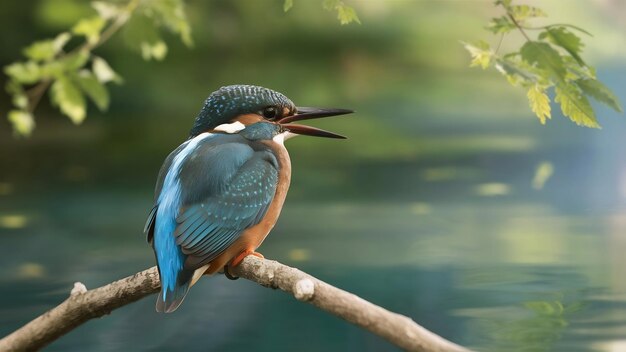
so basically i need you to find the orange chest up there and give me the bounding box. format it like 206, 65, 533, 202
241, 142, 291, 248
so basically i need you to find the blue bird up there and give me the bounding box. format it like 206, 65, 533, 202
144, 85, 352, 312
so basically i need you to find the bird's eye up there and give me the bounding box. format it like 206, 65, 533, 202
262, 107, 278, 120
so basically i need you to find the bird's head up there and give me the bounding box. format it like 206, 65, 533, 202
189, 84, 351, 138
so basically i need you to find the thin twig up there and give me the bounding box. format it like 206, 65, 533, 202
25, 80, 51, 114
507, 13, 532, 42
494, 33, 505, 55
0, 257, 471, 352
87, 0, 140, 51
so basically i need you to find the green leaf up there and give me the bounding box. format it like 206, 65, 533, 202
141, 40, 168, 61
539, 27, 585, 66
60, 50, 90, 71
4, 62, 41, 84
486, 16, 516, 34
546, 24, 592, 37
13, 93, 29, 110
562, 56, 595, 80
92, 1, 121, 20
146, 0, 193, 46
462, 41, 492, 70
495, 0, 512, 9
336, 4, 360, 25
22, 33, 71, 62
39, 61, 64, 79
92, 57, 122, 84
322, 0, 360, 25
23, 40, 56, 62
555, 84, 599, 128
510, 5, 547, 22
72, 16, 106, 45
74, 70, 109, 111
6, 79, 28, 109
8, 110, 35, 136
527, 84, 551, 124
284, 0, 293, 12
50, 76, 86, 124
39, 50, 90, 80
576, 78, 623, 112
494, 58, 536, 86
53, 32, 72, 51
520, 41, 566, 79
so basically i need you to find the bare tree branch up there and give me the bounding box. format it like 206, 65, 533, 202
0, 268, 160, 351
232, 257, 471, 352
0, 257, 471, 352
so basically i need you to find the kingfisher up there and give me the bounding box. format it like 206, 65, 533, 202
144, 85, 352, 312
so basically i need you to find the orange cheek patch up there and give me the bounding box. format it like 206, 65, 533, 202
234, 114, 264, 125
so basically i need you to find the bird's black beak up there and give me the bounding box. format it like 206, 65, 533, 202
278, 107, 352, 139
278, 107, 353, 124
282, 123, 347, 139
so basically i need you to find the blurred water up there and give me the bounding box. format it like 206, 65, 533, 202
1, 145, 625, 352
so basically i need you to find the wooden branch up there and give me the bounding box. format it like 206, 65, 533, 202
231, 257, 470, 352
0, 257, 471, 352
0, 268, 161, 352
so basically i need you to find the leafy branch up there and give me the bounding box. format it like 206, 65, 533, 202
284, 0, 361, 25
463, 0, 622, 127
4, 0, 193, 137
4, 0, 361, 137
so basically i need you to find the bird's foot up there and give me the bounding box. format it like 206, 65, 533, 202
224, 250, 264, 280
231, 250, 264, 267
223, 265, 239, 280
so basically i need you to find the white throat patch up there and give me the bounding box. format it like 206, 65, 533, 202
213, 121, 245, 134
272, 132, 297, 146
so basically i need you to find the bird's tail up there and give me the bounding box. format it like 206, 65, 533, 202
156, 269, 192, 313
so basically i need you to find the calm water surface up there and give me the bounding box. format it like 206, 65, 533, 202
1, 158, 625, 351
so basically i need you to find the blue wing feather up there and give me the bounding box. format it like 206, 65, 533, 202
176, 150, 278, 269
146, 133, 278, 312
182, 221, 214, 248
174, 213, 205, 240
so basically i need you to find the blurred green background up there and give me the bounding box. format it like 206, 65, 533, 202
1, 1, 626, 351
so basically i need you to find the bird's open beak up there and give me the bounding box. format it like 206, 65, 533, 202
278, 107, 353, 139
282, 123, 347, 139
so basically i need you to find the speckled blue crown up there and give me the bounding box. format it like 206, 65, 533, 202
189, 85, 295, 137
